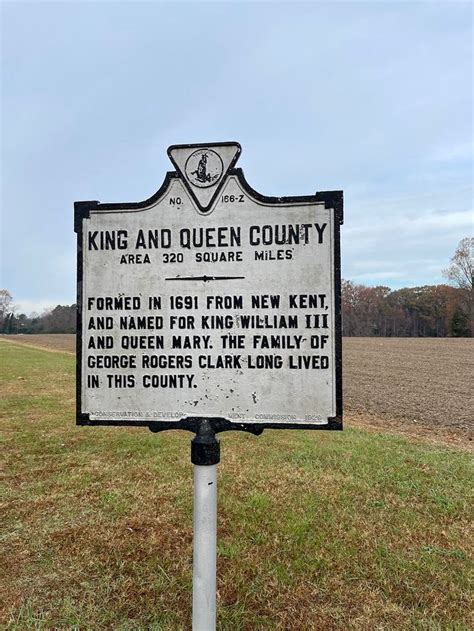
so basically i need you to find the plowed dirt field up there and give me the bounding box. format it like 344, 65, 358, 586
343, 337, 473, 447
1, 334, 472, 445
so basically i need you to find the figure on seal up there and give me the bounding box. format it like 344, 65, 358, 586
191, 152, 217, 184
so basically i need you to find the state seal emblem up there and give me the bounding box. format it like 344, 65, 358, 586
185, 149, 223, 188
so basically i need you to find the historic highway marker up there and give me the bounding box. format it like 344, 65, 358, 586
75, 142, 343, 629
75, 142, 343, 431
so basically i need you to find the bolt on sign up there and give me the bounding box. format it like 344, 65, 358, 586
75, 142, 343, 431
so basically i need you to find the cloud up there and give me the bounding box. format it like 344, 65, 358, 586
342, 205, 472, 288
352, 270, 405, 280
430, 141, 473, 163
344, 209, 472, 241
1, 1, 472, 298
14, 299, 71, 317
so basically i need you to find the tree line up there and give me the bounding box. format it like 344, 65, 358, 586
1, 238, 472, 337
0, 296, 75, 334
342, 282, 470, 337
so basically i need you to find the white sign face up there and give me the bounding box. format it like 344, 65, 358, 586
75, 142, 343, 430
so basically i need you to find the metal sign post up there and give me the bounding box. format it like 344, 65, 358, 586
191, 421, 220, 630
74, 141, 343, 626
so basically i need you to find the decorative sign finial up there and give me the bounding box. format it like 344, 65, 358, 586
167, 142, 241, 213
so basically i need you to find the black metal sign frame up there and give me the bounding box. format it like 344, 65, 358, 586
75, 144, 343, 435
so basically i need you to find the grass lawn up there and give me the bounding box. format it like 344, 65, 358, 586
1, 341, 472, 630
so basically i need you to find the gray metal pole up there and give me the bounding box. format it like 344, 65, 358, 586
191, 420, 220, 631
192, 463, 217, 630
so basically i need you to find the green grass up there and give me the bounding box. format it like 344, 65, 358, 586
1, 341, 473, 630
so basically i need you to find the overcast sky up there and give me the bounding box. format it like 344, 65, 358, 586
1, 0, 472, 314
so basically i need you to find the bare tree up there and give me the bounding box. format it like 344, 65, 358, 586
443, 238, 473, 335
0, 289, 13, 319
0, 290, 15, 332
443, 237, 473, 291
